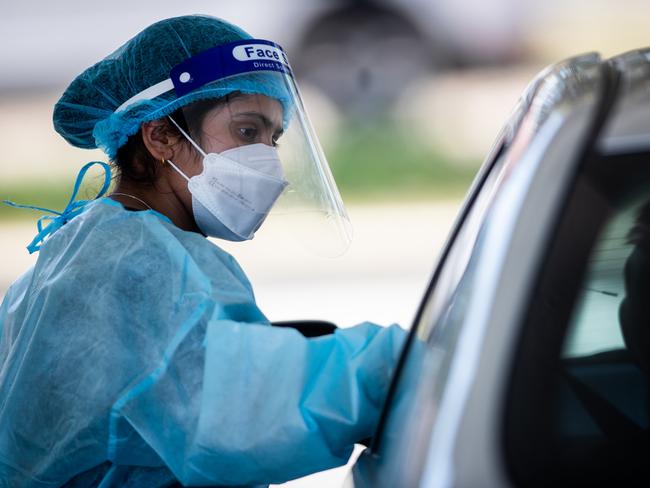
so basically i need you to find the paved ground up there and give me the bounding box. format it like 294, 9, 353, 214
0, 200, 460, 487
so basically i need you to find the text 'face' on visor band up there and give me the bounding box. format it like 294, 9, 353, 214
115, 39, 293, 113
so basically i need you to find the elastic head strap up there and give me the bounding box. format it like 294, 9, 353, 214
165, 158, 191, 182
167, 115, 207, 157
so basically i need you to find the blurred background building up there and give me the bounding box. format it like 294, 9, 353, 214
1, 1, 649, 484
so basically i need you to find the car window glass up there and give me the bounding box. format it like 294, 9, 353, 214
506, 157, 650, 486
558, 191, 649, 473
562, 205, 638, 357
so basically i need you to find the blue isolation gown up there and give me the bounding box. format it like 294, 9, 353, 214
0, 197, 405, 487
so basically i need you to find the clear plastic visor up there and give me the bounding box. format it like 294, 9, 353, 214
174, 71, 352, 257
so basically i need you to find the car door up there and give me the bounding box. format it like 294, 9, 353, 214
346, 52, 614, 487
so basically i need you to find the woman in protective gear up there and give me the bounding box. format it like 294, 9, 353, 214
0, 15, 405, 487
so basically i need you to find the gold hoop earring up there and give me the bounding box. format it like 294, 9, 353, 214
161, 158, 166, 165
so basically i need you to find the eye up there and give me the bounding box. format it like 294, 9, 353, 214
238, 126, 258, 142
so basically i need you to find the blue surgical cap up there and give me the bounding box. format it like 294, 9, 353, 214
53, 15, 292, 160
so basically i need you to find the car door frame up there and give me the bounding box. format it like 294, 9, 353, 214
348, 53, 619, 487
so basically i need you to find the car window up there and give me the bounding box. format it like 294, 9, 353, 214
562, 205, 637, 357
505, 153, 650, 486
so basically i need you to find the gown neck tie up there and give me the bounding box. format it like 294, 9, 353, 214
3, 161, 111, 254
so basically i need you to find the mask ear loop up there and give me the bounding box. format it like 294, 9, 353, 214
165, 115, 207, 181
167, 115, 206, 157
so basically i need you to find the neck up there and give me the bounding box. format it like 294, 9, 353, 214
110, 179, 201, 234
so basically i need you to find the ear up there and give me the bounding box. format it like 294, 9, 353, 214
141, 119, 180, 160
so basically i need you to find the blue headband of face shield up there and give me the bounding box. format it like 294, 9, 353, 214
115, 39, 295, 123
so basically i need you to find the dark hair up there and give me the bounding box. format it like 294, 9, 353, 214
113, 94, 239, 185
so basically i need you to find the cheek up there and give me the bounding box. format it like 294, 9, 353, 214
199, 119, 239, 153
200, 132, 237, 154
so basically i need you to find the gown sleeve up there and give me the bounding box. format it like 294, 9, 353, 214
111, 312, 405, 486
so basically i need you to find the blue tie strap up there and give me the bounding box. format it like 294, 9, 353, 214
3, 161, 112, 254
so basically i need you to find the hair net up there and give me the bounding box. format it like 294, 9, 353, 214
53, 15, 293, 160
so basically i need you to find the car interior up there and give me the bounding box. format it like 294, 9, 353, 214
505, 151, 650, 486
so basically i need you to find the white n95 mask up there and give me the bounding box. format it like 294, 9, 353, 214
167, 141, 288, 241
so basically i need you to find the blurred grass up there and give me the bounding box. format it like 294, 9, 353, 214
328, 120, 479, 202
0, 176, 114, 221
0, 121, 479, 221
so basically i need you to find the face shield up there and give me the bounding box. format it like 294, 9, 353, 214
119, 39, 352, 257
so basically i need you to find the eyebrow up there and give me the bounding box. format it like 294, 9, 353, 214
234, 112, 283, 134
